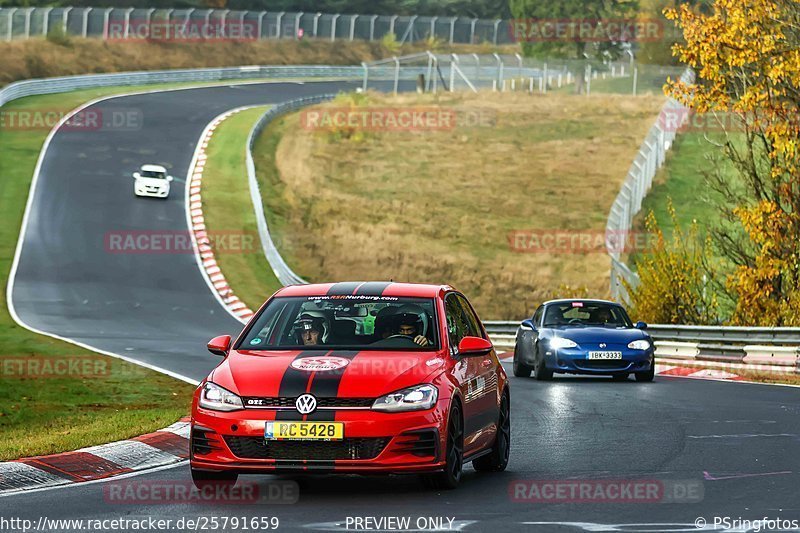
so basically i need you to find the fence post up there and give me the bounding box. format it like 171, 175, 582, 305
369, 14, 378, 40
361, 61, 369, 92
42, 7, 53, 36
81, 7, 91, 38
469, 18, 477, 44
331, 13, 339, 41
393, 56, 400, 95
585, 64, 592, 95
515, 52, 523, 80
542, 62, 548, 94
23, 7, 35, 39
633, 66, 638, 96
101, 7, 113, 39
312, 12, 321, 37
492, 19, 501, 45
426, 52, 434, 91
294, 12, 302, 39
6, 7, 16, 41
472, 53, 480, 83
349, 14, 358, 41
389, 15, 398, 38
430, 16, 436, 39
449, 17, 457, 44
257, 11, 265, 39
62, 7, 72, 36
165, 8, 174, 27
450, 53, 457, 92
276, 12, 284, 38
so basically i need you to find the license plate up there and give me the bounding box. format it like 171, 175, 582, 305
588, 351, 623, 360
265, 422, 344, 441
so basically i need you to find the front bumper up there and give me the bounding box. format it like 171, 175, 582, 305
543, 347, 654, 375
135, 187, 169, 198
190, 398, 449, 474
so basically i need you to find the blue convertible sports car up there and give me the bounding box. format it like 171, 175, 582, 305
513, 299, 655, 381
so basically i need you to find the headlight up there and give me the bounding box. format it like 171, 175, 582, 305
627, 339, 651, 350
199, 382, 243, 412
549, 337, 578, 349
372, 384, 438, 413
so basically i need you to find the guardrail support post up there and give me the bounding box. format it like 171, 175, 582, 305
361, 61, 369, 92
542, 62, 548, 94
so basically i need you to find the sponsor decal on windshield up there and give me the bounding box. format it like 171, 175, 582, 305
290, 356, 351, 372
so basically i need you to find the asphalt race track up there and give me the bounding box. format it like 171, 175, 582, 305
4, 81, 800, 532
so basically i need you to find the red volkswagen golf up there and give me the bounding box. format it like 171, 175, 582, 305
191, 282, 510, 489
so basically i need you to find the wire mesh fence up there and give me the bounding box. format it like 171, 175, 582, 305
0, 7, 513, 45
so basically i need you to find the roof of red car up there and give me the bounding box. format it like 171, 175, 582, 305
275, 282, 452, 299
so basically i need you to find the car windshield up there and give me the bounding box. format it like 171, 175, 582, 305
238, 296, 439, 351
140, 170, 166, 179
543, 302, 631, 328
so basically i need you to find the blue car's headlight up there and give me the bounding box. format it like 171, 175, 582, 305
627, 339, 651, 350
549, 337, 578, 349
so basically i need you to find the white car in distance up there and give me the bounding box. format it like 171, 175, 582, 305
133, 164, 173, 198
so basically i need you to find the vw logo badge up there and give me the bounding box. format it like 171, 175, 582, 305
295, 394, 317, 414
599, 343, 607, 348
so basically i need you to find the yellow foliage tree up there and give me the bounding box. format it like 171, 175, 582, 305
665, 0, 800, 325
625, 204, 718, 324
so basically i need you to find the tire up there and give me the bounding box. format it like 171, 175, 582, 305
191, 468, 238, 489
635, 361, 655, 382
512, 344, 532, 378
422, 401, 464, 490
473, 391, 510, 472
534, 350, 553, 381
612, 373, 630, 381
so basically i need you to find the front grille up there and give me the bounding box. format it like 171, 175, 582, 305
575, 360, 630, 369
223, 436, 390, 461
242, 397, 374, 409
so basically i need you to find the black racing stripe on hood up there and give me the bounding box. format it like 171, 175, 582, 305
305, 350, 360, 422
275, 351, 318, 421
326, 282, 363, 296
353, 281, 392, 296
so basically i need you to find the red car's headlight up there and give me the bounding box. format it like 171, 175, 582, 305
372, 384, 438, 413
198, 382, 244, 412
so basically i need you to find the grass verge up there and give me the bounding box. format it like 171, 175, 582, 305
251, 90, 664, 319
200, 106, 283, 311
0, 84, 206, 460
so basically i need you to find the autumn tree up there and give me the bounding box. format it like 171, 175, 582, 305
625, 205, 719, 324
666, 0, 800, 325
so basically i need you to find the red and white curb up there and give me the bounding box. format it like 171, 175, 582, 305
188, 109, 255, 324
0, 418, 190, 496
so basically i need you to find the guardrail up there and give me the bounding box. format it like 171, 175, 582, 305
483, 321, 800, 369
245, 95, 337, 286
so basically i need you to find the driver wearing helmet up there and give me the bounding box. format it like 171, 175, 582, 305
292, 312, 328, 346
393, 312, 429, 347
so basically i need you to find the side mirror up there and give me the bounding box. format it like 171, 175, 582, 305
520, 319, 537, 331
207, 335, 232, 357
167, 175, 174, 182
457, 336, 493, 357
634, 321, 648, 330
132, 172, 140, 179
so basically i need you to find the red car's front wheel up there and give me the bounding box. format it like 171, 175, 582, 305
421, 401, 464, 490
